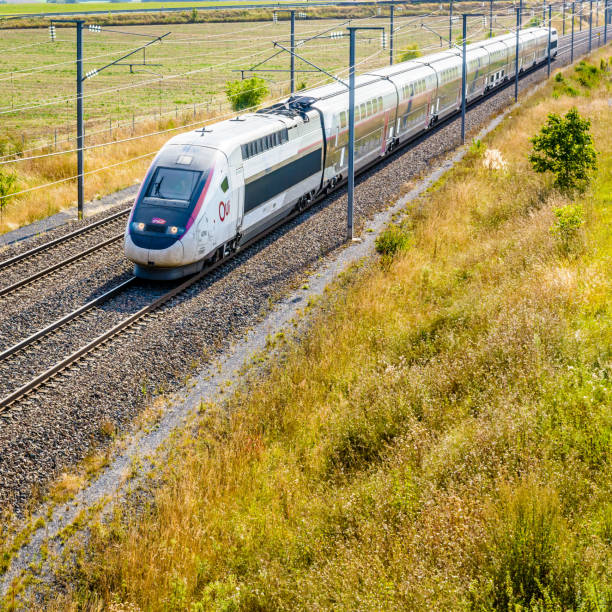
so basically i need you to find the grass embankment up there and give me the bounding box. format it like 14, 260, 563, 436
31, 51, 612, 611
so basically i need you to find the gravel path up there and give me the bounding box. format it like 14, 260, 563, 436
0, 30, 600, 515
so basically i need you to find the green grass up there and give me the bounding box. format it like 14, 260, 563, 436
33, 48, 612, 612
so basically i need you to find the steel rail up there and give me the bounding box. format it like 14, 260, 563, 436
0, 28, 602, 413
0, 207, 130, 272
0, 276, 136, 362
0, 233, 123, 298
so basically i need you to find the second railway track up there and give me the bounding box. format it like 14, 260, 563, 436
0, 207, 130, 298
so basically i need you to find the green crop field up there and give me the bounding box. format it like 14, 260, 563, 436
0, 15, 466, 144
0, 7, 542, 147
0, 0, 307, 16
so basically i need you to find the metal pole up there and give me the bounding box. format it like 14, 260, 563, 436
571, 2, 575, 62
449, 0, 454, 46
563, 2, 566, 34
489, 0, 493, 37
515, 8, 520, 102
519, 0, 523, 26
580, 0, 583, 30
605, 0, 608, 43
76, 20, 84, 220
461, 15, 467, 143
547, 5, 552, 77
290, 10, 295, 93
390, 3, 394, 64
589, 0, 593, 51
542, 1, 546, 24
348, 29, 356, 241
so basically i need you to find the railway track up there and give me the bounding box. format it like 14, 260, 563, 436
0, 207, 130, 298
0, 28, 604, 414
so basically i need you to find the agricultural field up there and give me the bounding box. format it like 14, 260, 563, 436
0, 1, 308, 16
0, 2, 596, 233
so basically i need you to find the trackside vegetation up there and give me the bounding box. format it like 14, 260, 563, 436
34, 51, 612, 611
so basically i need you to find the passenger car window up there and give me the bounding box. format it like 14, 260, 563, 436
221, 176, 229, 193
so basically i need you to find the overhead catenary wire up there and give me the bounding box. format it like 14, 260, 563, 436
0, 41, 391, 183
0, 7, 575, 161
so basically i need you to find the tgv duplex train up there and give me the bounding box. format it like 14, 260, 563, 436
125, 26, 558, 279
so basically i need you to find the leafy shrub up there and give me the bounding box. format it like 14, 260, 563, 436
550, 203, 585, 253
375, 226, 411, 259
529, 108, 597, 192
398, 44, 421, 62
0, 170, 17, 223
574, 61, 601, 89
225, 77, 269, 112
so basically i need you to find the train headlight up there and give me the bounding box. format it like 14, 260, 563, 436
132, 221, 146, 232
167, 226, 184, 235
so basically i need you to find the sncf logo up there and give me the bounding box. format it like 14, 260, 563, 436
219, 200, 230, 222
151, 217, 166, 225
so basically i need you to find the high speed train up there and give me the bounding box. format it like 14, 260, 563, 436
125, 26, 557, 280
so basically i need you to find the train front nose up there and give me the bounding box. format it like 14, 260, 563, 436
124, 232, 184, 268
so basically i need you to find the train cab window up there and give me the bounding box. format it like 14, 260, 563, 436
221, 176, 229, 193
145, 167, 202, 204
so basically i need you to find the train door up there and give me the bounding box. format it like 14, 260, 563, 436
381, 109, 390, 156
231, 160, 244, 237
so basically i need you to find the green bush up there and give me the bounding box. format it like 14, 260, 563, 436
574, 61, 602, 89
550, 203, 585, 253
398, 44, 421, 62
529, 108, 597, 192
375, 226, 411, 259
0, 170, 17, 223
224, 77, 269, 112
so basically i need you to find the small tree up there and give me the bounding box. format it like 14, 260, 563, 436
225, 77, 269, 112
0, 170, 16, 225
398, 44, 421, 62
529, 107, 597, 192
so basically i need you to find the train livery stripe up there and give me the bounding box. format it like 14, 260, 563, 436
244, 149, 322, 214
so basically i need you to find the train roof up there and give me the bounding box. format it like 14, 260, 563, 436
163, 111, 295, 153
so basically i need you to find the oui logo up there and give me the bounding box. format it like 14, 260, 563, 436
219, 200, 230, 222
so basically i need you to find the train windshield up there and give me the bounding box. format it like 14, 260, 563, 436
145, 167, 203, 204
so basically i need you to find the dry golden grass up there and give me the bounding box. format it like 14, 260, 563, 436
48, 473, 87, 505
32, 48, 612, 611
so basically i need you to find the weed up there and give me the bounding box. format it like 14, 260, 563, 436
469, 137, 486, 157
